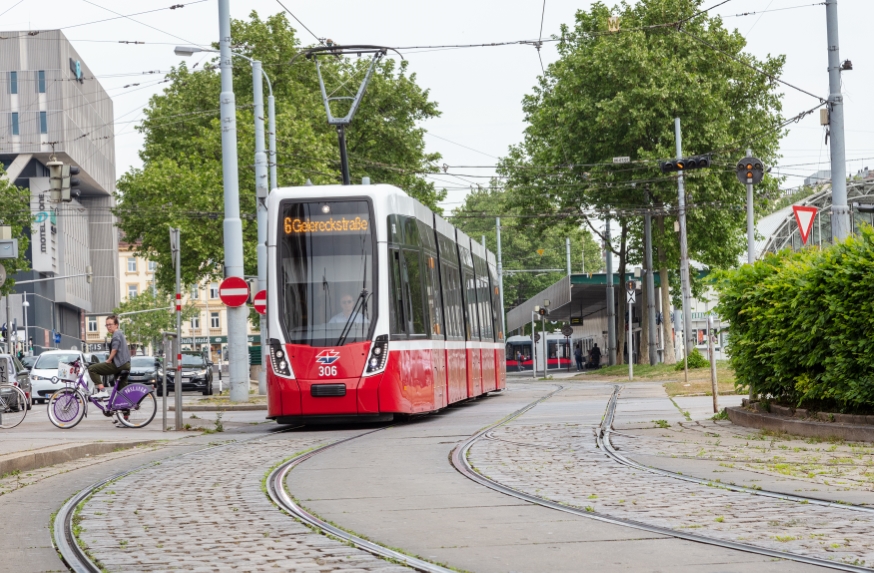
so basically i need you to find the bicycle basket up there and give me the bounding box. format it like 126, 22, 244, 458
57, 362, 80, 382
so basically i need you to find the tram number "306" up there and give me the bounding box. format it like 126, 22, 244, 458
318, 365, 338, 377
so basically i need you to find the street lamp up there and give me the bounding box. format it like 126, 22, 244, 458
175, 44, 276, 396
21, 294, 29, 356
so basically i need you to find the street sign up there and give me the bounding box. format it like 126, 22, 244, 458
534, 332, 541, 343
54, 332, 61, 344
793, 205, 818, 245
0, 263, 5, 288
612, 156, 630, 164
536, 249, 545, 256
253, 289, 267, 315
561, 325, 574, 337
219, 276, 250, 307
627, 290, 636, 304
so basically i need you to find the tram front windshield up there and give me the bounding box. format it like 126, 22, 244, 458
278, 200, 374, 347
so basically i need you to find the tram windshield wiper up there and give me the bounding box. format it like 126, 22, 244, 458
335, 289, 370, 347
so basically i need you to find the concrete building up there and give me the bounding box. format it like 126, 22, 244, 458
0, 30, 119, 354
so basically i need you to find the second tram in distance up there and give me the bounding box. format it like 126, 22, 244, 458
265, 184, 506, 424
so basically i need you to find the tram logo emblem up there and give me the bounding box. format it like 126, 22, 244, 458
315, 350, 340, 365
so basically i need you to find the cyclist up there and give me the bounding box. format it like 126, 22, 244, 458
88, 315, 131, 400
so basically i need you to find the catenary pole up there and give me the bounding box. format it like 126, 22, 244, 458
825, 0, 850, 241
708, 314, 719, 413
172, 228, 183, 431
675, 118, 694, 370
252, 59, 268, 397
605, 218, 616, 366
628, 285, 633, 380
496, 218, 505, 339
747, 148, 756, 264
218, 0, 249, 402
644, 197, 658, 365
530, 312, 536, 380
565, 237, 571, 276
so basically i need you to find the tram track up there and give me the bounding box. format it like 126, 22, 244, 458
452, 383, 874, 573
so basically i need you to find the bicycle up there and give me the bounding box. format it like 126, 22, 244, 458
0, 384, 28, 429
47, 358, 157, 430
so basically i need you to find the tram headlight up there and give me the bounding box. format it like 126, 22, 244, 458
268, 339, 294, 379
365, 335, 389, 375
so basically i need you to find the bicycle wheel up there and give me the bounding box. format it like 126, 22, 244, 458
0, 385, 28, 429
47, 388, 86, 429
116, 392, 157, 428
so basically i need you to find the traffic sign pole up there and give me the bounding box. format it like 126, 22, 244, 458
170, 228, 183, 431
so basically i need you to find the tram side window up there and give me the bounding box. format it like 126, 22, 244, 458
440, 263, 463, 339
463, 270, 480, 341
389, 249, 406, 336
425, 254, 443, 337
473, 257, 493, 341
488, 267, 503, 341
402, 249, 427, 336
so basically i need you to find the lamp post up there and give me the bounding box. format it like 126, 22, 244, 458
21, 294, 29, 356
175, 44, 275, 397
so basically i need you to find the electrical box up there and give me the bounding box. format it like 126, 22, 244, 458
0, 239, 18, 260
820, 109, 829, 126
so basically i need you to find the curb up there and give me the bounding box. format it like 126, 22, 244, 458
168, 404, 267, 412
0, 440, 153, 477
727, 406, 874, 442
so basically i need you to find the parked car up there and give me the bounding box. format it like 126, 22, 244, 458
160, 352, 214, 396
128, 355, 161, 386
29, 350, 87, 403
19, 355, 37, 372
0, 354, 32, 410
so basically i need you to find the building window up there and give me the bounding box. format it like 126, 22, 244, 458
9, 71, 16, 94
88, 317, 97, 332
37, 70, 45, 93
148, 260, 157, 272
128, 284, 138, 299
210, 312, 220, 329
127, 257, 137, 272
39, 111, 47, 134
190, 315, 200, 329
10, 113, 18, 136
209, 283, 218, 299
190, 284, 199, 300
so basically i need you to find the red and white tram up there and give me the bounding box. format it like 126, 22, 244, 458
265, 184, 506, 424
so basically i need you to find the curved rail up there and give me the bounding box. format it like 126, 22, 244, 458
266, 426, 455, 573
55, 427, 303, 573
451, 384, 874, 573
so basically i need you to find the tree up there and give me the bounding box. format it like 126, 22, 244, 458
0, 169, 32, 295
450, 185, 602, 317
503, 0, 785, 362
115, 12, 444, 292
113, 289, 198, 350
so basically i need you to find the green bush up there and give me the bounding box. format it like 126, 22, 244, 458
674, 348, 709, 371
712, 226, 874, 411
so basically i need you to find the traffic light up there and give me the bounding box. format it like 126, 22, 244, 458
537, 307, 548, 317
47, 159, 63, 202
736, 156, 765, 185
659, 154, 712, 173
61, 164, 81, 202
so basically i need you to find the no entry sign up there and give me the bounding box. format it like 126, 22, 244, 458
253, 290, 267, 315
219, 276, 249, 307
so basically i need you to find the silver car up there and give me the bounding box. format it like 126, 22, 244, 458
29, 350, 86, 404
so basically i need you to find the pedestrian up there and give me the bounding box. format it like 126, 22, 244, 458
516, 350, 523, 372
591, 343, 602, 368
574, 345, 583, 371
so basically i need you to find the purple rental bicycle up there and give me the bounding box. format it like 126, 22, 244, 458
47, 358, 157, 429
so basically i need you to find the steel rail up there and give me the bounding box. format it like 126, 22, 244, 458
451, 384, 874, 573
600, 385, 874, 515
55, 426, 303, 573
267, 425, 459, 573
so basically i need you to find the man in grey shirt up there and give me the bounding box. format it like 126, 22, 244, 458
88, 314, 132, 398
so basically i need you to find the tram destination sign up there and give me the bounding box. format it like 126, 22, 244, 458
284, 215, 369, 235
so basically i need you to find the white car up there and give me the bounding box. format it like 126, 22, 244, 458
30, 350, 87, 404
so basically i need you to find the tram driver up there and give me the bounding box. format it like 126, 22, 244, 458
328, 293, 369, 324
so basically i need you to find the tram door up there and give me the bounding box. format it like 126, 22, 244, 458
458, 241, 482, 398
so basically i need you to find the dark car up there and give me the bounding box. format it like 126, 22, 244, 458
0, 354, 32, 410
128, 355, 161, 386
159, 352, 213, 396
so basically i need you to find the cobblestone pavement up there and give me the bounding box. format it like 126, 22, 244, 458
612, 419, 874, 493
468, 392, 874, 568
78, 431, 410, 572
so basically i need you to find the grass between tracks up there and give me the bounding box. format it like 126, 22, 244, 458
582, 361, 737, 397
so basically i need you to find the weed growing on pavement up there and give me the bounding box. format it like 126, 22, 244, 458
714, 516, 724, 522
584, 506, 594, 512
653, 420, 670, 429
775, 535, 797, 542
712, 409, 730, 421
669, 398, 692, 421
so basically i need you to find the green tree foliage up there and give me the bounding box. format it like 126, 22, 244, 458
713, 228, 874, 412
0, 169, 32, 295
113, 289, 198, 348
451, 185, 602, 311
116, 12, 444, 291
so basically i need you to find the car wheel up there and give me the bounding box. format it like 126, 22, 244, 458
203, 382, 213, 396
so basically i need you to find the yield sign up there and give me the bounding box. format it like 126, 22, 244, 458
219, 276, 249, 307
793, 205, 818, 245
253, 290, 267, 315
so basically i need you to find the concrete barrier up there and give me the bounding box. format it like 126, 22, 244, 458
727, 406, 874, 442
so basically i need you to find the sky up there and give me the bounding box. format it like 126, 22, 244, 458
3, 0, 872, 214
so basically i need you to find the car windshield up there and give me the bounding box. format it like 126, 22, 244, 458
180, 355, 205, 367
34, 353, 81, 369
278, 200, 374, 347
21, 356, 37, 368
131, 357, 156, 368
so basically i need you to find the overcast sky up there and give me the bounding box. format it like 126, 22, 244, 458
4, 0, 872, 213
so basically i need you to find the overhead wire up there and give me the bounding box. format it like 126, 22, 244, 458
274, 0, 324, 46
77, 0, 206, 47
0, 0, 26, 18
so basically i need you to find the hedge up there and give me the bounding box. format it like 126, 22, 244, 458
712, 226, 874, 412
